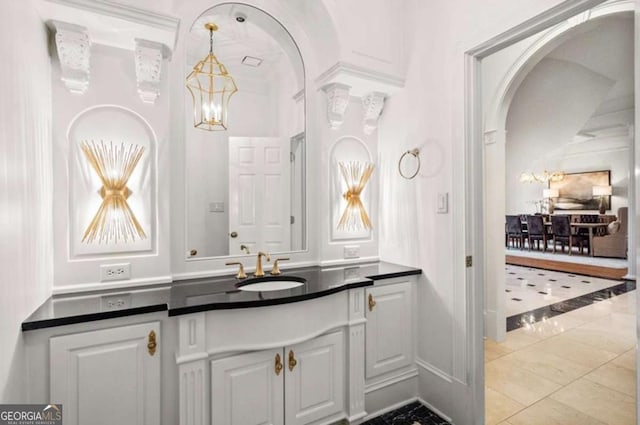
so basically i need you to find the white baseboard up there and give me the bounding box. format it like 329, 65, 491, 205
363, 396, 419, 421
417, 396, 454, 424
365, 368, 418, 393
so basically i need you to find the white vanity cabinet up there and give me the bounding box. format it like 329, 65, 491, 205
49, 321, 161, 425
362, 276, 417, 417
365, 279, 414, 380
210, 331, 344, 425
177, 289, 365, 425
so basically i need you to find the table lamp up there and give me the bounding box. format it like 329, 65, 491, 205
592, 185, 612, 214
543, 188, 559, 214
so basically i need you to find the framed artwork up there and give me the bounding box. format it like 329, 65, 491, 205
549, 170, 610, 211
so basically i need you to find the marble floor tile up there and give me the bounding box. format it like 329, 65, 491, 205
504, 265, 626, 316
563, 301, 616, 322
584, 362, 636, 397
498, 328, 543, 351
532, 334, 619, 369
517, 313, 585, 339
484, 339, 513, 362
561, 324, 636, 355
485, 361, 561, 406
494, 346, 591, 385
612, 349, 636, 371
506, 398, 607, 425
550, 378, 636, 425
485, 387, 524, 425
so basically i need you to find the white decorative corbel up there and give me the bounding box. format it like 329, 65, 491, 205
321, 83, 351, 130
51, 21, 91, 94
361, 92, 386, 135
134, 39, 164, 104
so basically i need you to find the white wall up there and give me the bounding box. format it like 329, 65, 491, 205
51, 44, 172, 292
378, 1, 573, 423
0, 0, 53, 401
506, 57, 621, 213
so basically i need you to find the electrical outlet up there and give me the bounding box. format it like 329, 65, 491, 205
100, 263, 131, 282
101, 293, 132, 310
344, 245, 360, 259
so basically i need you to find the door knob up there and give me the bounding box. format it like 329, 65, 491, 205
275, 353, 283, 376
230, 231, 238, 238
368, 293, 376, 311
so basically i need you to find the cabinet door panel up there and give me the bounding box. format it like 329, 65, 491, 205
365, 282, 413, 379
285, 331, 344, 425
211, 350, 284, 425
50, 322, 160, 425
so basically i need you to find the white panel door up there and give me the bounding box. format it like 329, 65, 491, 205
284, 331, 345, 425
365, 282, 413, 379
211, 349, 284, 425
228, 137, 291, 255
49, 322, 160, 425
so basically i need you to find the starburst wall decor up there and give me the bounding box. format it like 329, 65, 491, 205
337, 161, 375, 231
80, 140, 147, 244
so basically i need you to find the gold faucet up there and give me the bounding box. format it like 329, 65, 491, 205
225, 262, 247, 279
254, 252, 271, 277
270, 258, 290, 275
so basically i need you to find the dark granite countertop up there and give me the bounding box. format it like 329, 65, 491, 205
22, 261, 421, 331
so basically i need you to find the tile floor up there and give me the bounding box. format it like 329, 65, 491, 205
486, 284, 637, 425
505, 265, 626, 316
361, 401, 450, 425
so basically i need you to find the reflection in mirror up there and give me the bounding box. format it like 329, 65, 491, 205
185, 3, 305, 259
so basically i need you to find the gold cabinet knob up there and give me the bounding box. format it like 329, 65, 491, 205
275, 353, 283, 376
288, 350, 297, 371
368, 293, 376, 311
147, 330, 157, 356
230, 231, 238, 238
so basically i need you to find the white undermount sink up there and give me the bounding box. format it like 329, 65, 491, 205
237, 277, 306, 292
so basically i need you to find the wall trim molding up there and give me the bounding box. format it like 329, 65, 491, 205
415, 358, 453, 384
364, 368, 418, 393
318, 256, 380, 267
52, 275, 172, 295
315, 61, 405, 97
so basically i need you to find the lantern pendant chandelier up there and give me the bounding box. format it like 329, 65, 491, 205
186, 23, 238, 131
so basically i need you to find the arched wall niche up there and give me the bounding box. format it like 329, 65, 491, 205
170, 0, 342, 277
329, 136, 374, 242
68, 104, 157, 257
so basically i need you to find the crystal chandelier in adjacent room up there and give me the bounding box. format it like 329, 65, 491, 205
186, 23, 238, 131
518, 170, 565, 184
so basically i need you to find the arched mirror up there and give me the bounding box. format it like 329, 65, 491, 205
185, 3, 305, 259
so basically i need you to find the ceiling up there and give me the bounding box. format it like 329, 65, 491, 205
545, 13, 634, 138
186, 4, 303, 90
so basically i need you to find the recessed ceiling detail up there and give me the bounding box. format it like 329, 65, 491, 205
241, 56, 263, 67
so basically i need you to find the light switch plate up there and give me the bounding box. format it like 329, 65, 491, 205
437, 192, 448, 214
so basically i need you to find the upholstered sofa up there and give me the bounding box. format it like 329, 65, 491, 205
592, 207, 628, 258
